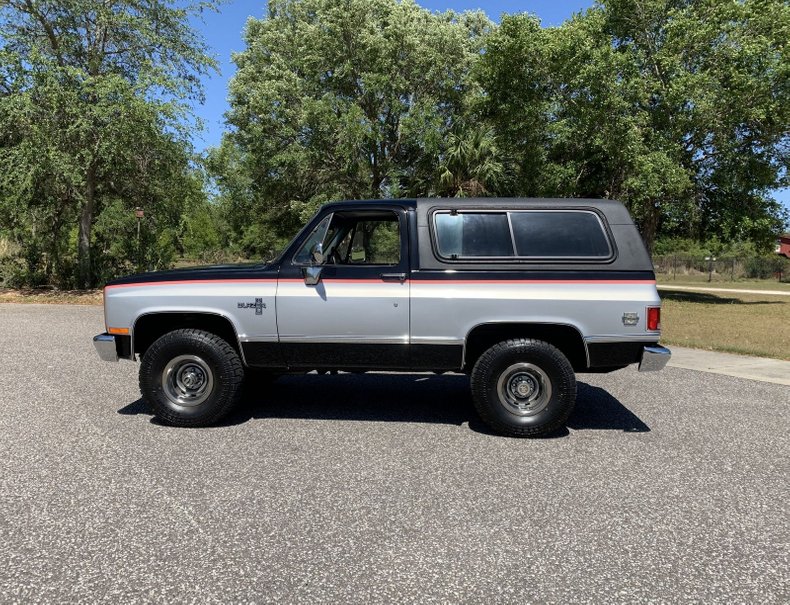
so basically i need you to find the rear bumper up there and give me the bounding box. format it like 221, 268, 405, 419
638, 345, 672, 372
94, 333, 119, 362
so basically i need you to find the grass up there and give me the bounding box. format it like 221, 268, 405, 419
660, 290, 790, 360
0, 288, 102, 305
657, 274, 790, 291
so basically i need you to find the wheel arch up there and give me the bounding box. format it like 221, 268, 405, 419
463, 322, 589, 372
132, 311, 246, 365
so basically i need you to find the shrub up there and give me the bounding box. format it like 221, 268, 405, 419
744, 255, 785, 279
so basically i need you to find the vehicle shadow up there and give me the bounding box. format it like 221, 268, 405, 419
118, 373, 650, 435
660, 290, 783, 305
568, 383, 650, 433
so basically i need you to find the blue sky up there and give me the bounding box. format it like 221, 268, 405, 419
189, 0, 592, 150
189, 0, 789, 211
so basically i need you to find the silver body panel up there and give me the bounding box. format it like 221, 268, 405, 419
410, 280, 660, 347
275, 279, 409, 344
105, 280, 279, 346
103, 278, 662, 363
98, 199, 668, 371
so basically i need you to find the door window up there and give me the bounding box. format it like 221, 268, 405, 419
295, 211, 401, 266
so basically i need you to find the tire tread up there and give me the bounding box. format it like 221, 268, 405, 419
139, 328, 244, 427
470, 338, 576, 437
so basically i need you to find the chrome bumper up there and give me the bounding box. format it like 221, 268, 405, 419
638, 345, 671, 372
93, 333, 119, 362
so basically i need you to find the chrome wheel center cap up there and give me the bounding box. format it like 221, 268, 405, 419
182, 370, 202, 389
517, 381, 532, 397
510, 374, 537, 399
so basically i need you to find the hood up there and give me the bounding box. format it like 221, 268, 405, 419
105, 262, 276, 287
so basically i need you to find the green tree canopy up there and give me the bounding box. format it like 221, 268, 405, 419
212, 0, 493, 257
477, 0, 789, 250
0, 0, 219, 287
3, 0, 788, 285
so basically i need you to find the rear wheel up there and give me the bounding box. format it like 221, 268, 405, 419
139, 329, 244, 427
470, 339, 576, 437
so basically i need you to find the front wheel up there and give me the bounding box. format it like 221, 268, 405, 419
470, 339, 576, 437
139, 329, 244, 427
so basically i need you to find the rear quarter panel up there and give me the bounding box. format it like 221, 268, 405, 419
409, 278, 662, 346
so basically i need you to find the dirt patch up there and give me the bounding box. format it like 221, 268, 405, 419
0, 288, 103, 305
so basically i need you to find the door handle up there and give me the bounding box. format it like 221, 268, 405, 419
380, 272, 407, 282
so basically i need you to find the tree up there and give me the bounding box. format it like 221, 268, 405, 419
603, 0, 789, 248
434, 126, 505, 197
477, 0, 789, 251
472, 15, 553, 198
213, 0, 492, 256
0, 0, 219, 287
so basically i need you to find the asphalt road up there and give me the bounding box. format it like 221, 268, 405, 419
0, 304, 787, 604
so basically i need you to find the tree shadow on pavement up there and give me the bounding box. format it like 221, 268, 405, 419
117, 373, 650, 435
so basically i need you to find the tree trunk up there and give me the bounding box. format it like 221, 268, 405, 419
77, 166, 96, 289
640, 201, 660, 255
370, 148, 382, 199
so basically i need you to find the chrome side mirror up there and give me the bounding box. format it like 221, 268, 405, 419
311, 242, 325, 265
302, 266, 323, 286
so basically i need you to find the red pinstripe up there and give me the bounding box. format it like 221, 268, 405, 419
106, 278, 656, 288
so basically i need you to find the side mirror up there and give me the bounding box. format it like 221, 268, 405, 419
302, 266, 323, 286
311, 242, 325, 265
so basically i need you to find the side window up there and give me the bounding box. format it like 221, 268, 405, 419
433, 209, 612, 260
333, 213, 401, 265
293, 211, 402, 266
435, 212, 514, 258
509, 211, 611, 257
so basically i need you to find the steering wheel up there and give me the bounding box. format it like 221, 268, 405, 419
327, 247, 343, 265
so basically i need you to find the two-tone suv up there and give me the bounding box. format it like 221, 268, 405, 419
94, 198, 670, 437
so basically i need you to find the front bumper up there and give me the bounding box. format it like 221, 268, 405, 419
638, 345, 671, 372
94, 333, 119, 362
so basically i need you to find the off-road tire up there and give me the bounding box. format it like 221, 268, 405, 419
139, 329, 244, 427
470, 338, 576, 437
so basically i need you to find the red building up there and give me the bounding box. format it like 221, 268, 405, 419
777, 233, 790, 258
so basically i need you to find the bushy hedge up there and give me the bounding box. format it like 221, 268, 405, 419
654, 254, 789, 282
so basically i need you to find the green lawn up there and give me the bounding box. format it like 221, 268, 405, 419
660, 290, 790, 360
657, 275, 790, 292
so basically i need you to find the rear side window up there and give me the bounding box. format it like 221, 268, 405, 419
509, 212, 611, 257
435, 213, 513, 257
433, 210, 612, 260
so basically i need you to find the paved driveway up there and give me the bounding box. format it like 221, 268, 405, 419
0, 304, 787, 603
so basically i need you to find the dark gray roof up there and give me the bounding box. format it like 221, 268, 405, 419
415, 197, 635, 225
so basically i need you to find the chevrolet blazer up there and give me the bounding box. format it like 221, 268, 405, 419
94, 198, 671, 436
